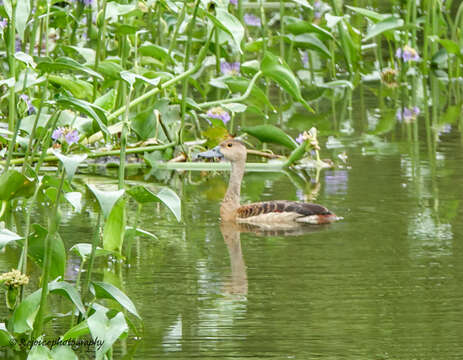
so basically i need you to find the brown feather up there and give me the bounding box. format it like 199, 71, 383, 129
236, 201, 333, 219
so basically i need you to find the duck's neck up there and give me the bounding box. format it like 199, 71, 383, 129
221, 159, 245, 221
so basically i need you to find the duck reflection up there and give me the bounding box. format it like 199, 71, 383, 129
220, 222, 248, 296
220, 221, 332, 297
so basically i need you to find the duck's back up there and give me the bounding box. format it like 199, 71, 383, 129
236, 200, 337, 225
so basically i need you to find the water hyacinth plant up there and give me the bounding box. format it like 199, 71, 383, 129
0, 0, 461, 357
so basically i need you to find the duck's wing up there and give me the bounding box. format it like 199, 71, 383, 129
236, 200, 334, 219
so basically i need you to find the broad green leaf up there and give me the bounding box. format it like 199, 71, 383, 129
64, 46, 96, 65
438, 39, 462, 58
91, 281, 140, 319
317, 80, 354, 89
0, 324, 13, 346
102, 198, 125, 253
15, 0, 31, 40
62, 319, 89, 341
127, 186, 181, 222
64, 192, 82, 212
261, 52, 313, 112
87, 310, 128, 360
139, 43, 174, 63
125, 227, 158, 241
120, 71, 161, 87
285, 141, 308, 167
52, 151, 88, 181
48, 75, 93, 100
86, 185, 125, 219
27, 345, 78, 360
222, 103, 247, 113
285, 19, 335, 41
112, 23, 138, 35
94, 89, 116, 112
0, 228, 22, 250
20, 113, 51, 134
70, 243, 119, 261
431, 48, 448, 65
205, 9, 244, 53
97, 61, 124, 80
56, 97, 109, 137
11, 289, 41, 334
49, 281, 85, 316
243, 125, 298, 150
105, 2, 137, 22
37, 57, 103, 80
325, 14, 344, 28
365, 16, 404, 41
3, 0, 12, 19
131, 107, 157, 140
14, 52, 36, 68
286, 33, 331, 58
224, 77, 274, 111
0, 170, 35, 201
28, 224, 66, 281
345, 5, 389, 22
0, 78, 14, 88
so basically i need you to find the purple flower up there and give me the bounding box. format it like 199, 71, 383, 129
15, 39, 21, 52
230, 0, 238, 5
19, 94, 36, 115
244, 14, 261, 27
65, 129, 79, 144
0, 18, 7, 31
221, 61, 240, 75
301, 51, 309, 68
396, 106, 420, 123
52, 127, 80, 144
52, 127, 65, 140
206, 107, 231, 124
396, 45, 420, 62
313, 1, 323, 19
295, 133, 304, 144
79, 0, 93, 5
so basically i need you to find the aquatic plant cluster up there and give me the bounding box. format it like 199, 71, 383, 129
0, 0, 462, 357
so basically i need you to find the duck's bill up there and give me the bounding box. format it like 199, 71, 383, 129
197, 146, 224, 160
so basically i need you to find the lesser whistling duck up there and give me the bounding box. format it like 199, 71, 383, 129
198, 139, 339, 225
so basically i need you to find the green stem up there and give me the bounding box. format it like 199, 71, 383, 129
4, 114, 22, 171
119, 87, 133, 189
94, 0, 107, 100
279, 0, 285, 60
29, 0, 39, 56
7, 1, 17, 132
181, 0, 202, 132
3, 142, 176, 167
166, 2, 187, 69
33, 169, 66, 338
17, 183, 41, 302
198, 70, 263, 108
22, 81, 47, 174
214, 28, 221, 76
104, 32, 213, 123
83, 212, 101, 305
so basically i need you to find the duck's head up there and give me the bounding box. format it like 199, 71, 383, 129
198, 139, 247, 163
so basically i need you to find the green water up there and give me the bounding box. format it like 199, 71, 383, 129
2, 90, 463, 359
122, 139, 463, 359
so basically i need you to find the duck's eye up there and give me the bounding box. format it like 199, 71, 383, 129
227, 143, 233, 147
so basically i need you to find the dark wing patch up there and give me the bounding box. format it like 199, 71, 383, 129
237, 201, 333, 219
